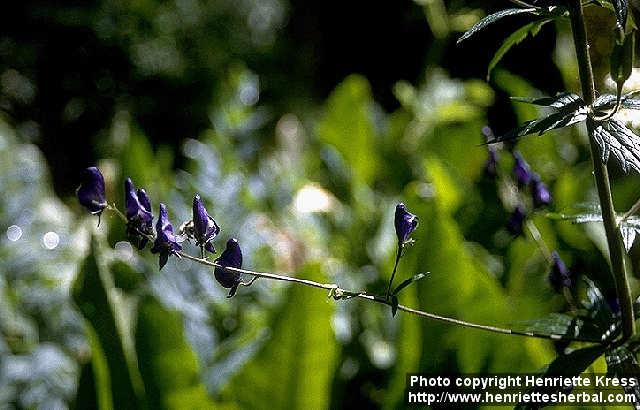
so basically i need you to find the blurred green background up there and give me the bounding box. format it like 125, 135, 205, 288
1, 1, 638, 409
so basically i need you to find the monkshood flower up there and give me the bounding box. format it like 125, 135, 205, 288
530, 173, 552, 208
125, 178, 154, 249
192, 194, 220, 254
150, 203, 182, 270
512, 151, 532, 186
549, 251, 571, 292
484, 147, 499, 179
215, 238, 243, 297
394, 203, 418, 246
77, 167, 107, 216
506, 205, 526, 236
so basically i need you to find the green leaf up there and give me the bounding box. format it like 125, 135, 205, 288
611, 30, 635, 97
135, 296, 215, 410
518, 313, 607, 342
456, 8, 539, 44
317, 75, 379, 187
612, 0, 629, 29
593, 119, 640, 172
515, 345, 607, 409
223, 262, 337, 409
392, 272, 428, 296
605, 347, 640, 409
511, 92, 583, 108
391, 295, 399, 317
487, 19, 552, 80
71, 236, 145, 410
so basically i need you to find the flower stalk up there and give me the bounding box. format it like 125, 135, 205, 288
568, 0, 635, 341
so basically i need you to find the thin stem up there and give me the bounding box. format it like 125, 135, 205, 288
105, 206, 607, 344
387, 245, 402, 298
621, 197, 640, 222
568, 0, 635, 341
178, 250, 605, 343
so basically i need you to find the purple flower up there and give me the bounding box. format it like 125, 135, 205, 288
150, 203, 182, 270
530, 174, 552, 208
484, 147, 499, 178
77, 167, 107, 215
549, 251, 571, 291
124, 178, 154, 249
395, 203, 418, 245
512, 151, 532, 186
192, 194, 220, 254
215, 238, 243, 296
506, 205, 526, 236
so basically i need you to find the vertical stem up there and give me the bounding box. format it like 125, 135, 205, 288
568, 0, 635, 340
387, 245, 402, 298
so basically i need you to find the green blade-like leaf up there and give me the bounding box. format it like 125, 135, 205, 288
392, 272, 428, 296
511, 92, 583, 108
515, 345, 607, 409
487, 19, 552, 79
593, 119, 640, 172
613, 0, 629, 29
223, 262, 337, 409
518, 313, 607, 342
72, 237, 146, 410
135, 296, 215, 410
457, 8, 538, 44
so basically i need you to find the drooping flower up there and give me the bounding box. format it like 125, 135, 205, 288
484, 147, 499, 179
77, 167, 107, 215
548, 251, 571, 292
124, 178, 154, 249
512, 151, 532, 186
394, 203, 418, 245
150, 203, 182, 269
192, 194, 220, 254
215, 238, 243, 297
530, 173, 552, 208
506, 205, 527, 236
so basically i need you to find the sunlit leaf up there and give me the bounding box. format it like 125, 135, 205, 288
592, 119, 640, 173
457, 8, 538, 44
518, 313, 606, 342
605, 347, 640, 410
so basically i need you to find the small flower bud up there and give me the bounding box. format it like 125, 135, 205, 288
548, 251, 571, 292
192, 194, 220, 254
394, 203, 418, 245
76, 167, 107, 215
530, 173, 552, 209
512, 151, 532, 186
215, 238, 243, 290
506, 205, 527, 236
150, 203, 182, 270
124, 178, 154, 249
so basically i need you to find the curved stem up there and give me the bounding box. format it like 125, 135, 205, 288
568, 0, 635, 341
386, 245, 402, 298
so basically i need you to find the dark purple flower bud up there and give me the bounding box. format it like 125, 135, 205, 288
484, 147, 499, 178
124, 178, 154, 249
76, 167, 107, 215
150, 203, 182, 270
512, 151, 532, 186
506, 205, 527, 236
395, 203, 418, 245
548, 251, 571, 292
192, 194, 220, 253
215, 239, 243, 296
530, 174, 552, 208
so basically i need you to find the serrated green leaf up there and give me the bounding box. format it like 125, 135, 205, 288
511, 92, 583, 108
487, 19, 552, 79
613, 0, 629, 29
135, 296, 215, 410
457, 8, 538, 44
515, 345, 607, 409
593, 119, 640, 173
605, 347, 640, 409
72, 237, 145, 410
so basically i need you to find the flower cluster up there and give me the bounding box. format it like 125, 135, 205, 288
76, 167, 243, 292
482, 130, 552, 236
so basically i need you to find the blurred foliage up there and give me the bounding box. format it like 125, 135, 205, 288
2, 1, 640, 410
